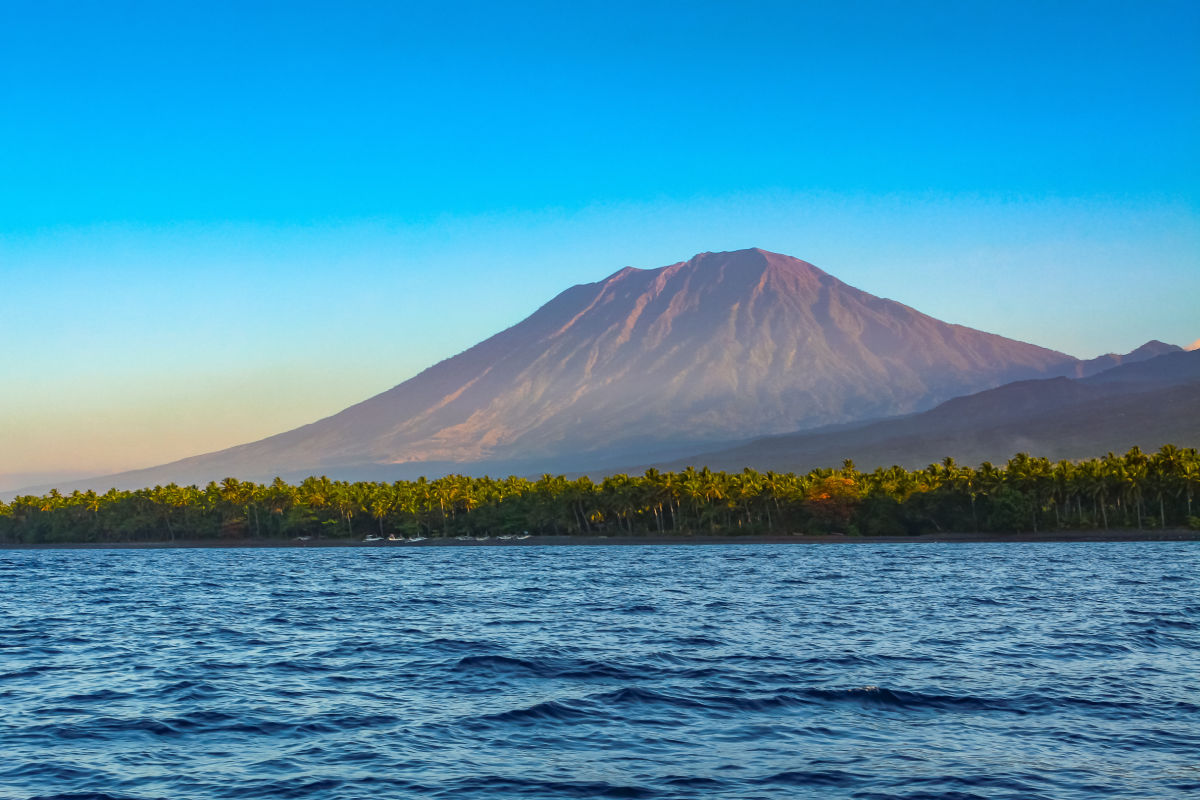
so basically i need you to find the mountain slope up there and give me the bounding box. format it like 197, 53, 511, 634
653, 350, 1200, 473
79, 248, 1086, 488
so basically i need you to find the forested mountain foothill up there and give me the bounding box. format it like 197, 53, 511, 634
3, 446, 1197, 544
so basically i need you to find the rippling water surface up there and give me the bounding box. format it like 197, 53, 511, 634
2, 542, 1198, 799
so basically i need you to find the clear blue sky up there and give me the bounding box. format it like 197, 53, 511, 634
1, 0, 1197, 484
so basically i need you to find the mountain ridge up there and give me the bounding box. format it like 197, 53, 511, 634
641, 349, 1200, 475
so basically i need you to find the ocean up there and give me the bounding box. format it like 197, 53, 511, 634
1, 542, 1197, 799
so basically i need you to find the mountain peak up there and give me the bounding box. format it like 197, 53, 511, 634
606, 248, 827, 280
1075, 339, 1184, 377
685, 247, 826, 274
1128, 340, 1182, 357
596, 249, 830, 304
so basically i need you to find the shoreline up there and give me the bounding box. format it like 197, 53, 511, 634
2, 529, 1197, 551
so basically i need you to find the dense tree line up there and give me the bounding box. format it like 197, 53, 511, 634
2, 446, 1198, 544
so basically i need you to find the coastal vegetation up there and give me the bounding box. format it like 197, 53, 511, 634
1, 446, 1197, 544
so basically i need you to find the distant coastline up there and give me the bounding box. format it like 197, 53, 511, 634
4, 446, 1199, 547
4, 529, 1197, 551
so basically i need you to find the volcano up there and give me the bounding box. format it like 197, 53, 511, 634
91, 248, 1089, 487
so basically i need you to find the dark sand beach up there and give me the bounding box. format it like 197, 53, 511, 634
4, 529, 1197, 550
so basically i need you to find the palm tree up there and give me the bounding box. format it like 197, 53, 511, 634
1123, 447, 1150, 529
1079, 459, 1108, 529
1150, 444, 1187, 528
1181, 451, 1200, 520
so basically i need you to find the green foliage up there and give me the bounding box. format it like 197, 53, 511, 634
983, 486, 1036, 532
1, 445, 1197, 544
855, 494, 909, 536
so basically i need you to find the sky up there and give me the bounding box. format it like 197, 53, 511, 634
1, 0, 1198, 486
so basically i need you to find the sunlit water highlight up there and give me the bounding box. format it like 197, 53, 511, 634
1, 542, 1198, 799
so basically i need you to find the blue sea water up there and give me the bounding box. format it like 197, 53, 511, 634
1, 542, 1197, 800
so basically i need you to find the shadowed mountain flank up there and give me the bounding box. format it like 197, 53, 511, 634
652, 350, 1200, 474
68, 248, 1090, 489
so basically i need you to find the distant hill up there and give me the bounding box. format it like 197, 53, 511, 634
649, 350, 1200, 473
36, 248, 1137, 491
1070, 339, 1181, 377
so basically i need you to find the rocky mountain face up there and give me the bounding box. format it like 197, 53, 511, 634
80, 248, 1095, 488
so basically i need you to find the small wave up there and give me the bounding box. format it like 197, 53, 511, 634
32, 715, 185, 739
800, 685, 1182, 717
621, 604, 657, 613
452, 653, 539, 673
1130, 617, 1197, 630
668, 635, 724, 646
585, 685, 813, 715
660, 775, 728, 789
475, 697, 597, 726
428, 637, 497, 653
1042, 639, 1134, 656
451, 653, 641, 680
752, 769, 861, 787
61, 689, 130, 703
1, 666, 46, 680
433, 775, 658, 799
231, 777, 345, 799
159, 679, 221, 700
805, 685, 984, 712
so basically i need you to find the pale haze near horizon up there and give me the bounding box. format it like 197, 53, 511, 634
1, 2, 1197, 488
